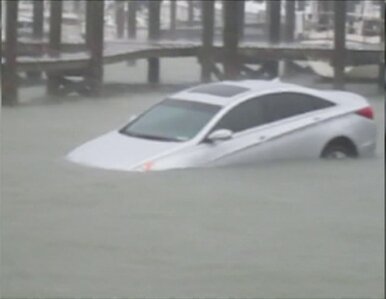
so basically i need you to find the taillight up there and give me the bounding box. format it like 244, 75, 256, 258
356, 107, 374, 119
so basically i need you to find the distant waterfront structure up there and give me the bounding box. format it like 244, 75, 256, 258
1, 0, 384, 105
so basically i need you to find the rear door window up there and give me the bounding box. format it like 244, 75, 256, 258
260, 92, 335, 123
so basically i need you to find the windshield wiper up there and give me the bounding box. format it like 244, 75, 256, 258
120, 130, 183, 142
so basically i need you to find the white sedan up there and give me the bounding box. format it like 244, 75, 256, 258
67, 80, 377, 172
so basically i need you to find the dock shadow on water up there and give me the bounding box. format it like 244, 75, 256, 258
1, 71, 384, 298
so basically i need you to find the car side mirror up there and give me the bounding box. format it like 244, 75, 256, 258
206, 129, 233, 143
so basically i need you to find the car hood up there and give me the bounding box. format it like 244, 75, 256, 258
66, 131, 181, 171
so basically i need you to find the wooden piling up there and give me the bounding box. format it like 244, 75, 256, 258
170, 0, 177, 38
116, 0, 125, 38
284, 0, 295, 42
28, 0, 44, 80
223, 0, 240, 79
73, 0, 81, 13
188, 0, 194, 26
378, 0, 385, 91
265, 0, 281, 77
283, 0, 295, 77
237, 0, 245, 41
201, 0, 215, 82
333, 0, 346, 89
33, 0, 44, 39
127, 0, 137, 39
3, 0, 18, 106
85, 0, 104, 95
148, 0, 161, 84
47, 0, 63, 95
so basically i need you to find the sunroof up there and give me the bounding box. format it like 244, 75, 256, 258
189, 84, 249, 97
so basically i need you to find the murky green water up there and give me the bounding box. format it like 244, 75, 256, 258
1, 60, 384, 298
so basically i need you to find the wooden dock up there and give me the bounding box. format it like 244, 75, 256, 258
2, 0, 384, 105
4, 40, 382, 73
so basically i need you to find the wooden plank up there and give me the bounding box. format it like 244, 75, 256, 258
47, 0, 63, 95
2, 0, 18, 106
200, 0, 214, 82
148, 1, 161, 83
333, 0, 346, 89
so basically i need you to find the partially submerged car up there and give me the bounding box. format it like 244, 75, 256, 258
67, 80, 377, 171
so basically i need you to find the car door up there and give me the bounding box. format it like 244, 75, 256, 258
187, 92, 336, 166
187, 97, 271, 167
253, 92, 336, 160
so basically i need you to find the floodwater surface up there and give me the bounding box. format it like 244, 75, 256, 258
1, 61, 384, 298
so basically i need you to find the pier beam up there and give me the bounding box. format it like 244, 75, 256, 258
85, 0, 104, 95
333, 0, 346, 89
47, 0, 63, 95
148, 1, 161, 84
265, 0, 281, 77
201, 0, 215, 82
3, 0, 18, 106
223, 0, 241, 79
115, 0, 125, 38
127, 0, 137, 39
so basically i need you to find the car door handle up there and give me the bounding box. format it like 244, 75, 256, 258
259, 136, 266, 141
313, 116, 322, 122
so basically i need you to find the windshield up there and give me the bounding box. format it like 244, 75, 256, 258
119, 99, 221, 142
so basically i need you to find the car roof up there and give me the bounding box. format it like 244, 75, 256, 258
169, 79, 367, 107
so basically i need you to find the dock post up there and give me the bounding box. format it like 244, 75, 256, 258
115, 0, 125, 39
283, 0, 295, 77
238, 0, 245, 41
127, 0, 137, 39
223, 0, 241, 80
201, 0, 214, 82
378, 0, 385, 91
284, 0, 295, 43
47, 0, 63, 96
85, 0, 104, 95
170, 0, 177, 39
33, 0, 44, 39
188, 0, 194, 26
333, 0, 346, 89
27, 0, 44, 80
2, 0, 18, 106
148, 0, 161, 84
72, 0, 81, 13
265, 0, 281, 78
